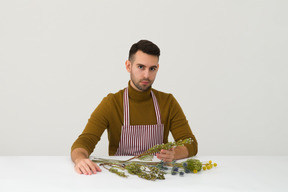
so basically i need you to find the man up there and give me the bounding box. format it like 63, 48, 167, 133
71, 40, 198, 175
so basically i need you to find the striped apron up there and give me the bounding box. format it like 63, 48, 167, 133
115, 88, 164, 156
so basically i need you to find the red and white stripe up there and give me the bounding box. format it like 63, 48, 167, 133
115, 88, 164, 156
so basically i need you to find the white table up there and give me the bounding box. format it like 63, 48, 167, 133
0, 156, 287, 192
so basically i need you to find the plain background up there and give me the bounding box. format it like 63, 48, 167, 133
0, 0, 287, 156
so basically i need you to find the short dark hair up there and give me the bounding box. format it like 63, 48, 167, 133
128, 40, 160, 61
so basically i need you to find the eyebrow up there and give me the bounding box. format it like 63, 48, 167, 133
136, 64, 158, 68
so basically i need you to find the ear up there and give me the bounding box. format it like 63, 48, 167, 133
125, 60, 132, 73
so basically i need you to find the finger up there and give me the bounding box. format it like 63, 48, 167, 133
85, 161, 96, 174
158, 155, 172, 162
75, 159, 99, 175
76, 165, 86, 175
170, 147, 175, 156
161, 149, 174, 154
156, 153, 169, 162
87, 161, 102, 173
165, 157, 173, 162
75, 166, 83, 174
81, 164, 93, 175
160, 149, 173, 156
157, 151, 170, 158
85, 162, 102, 174
79, 165, 88, 175
159, 157, 172, 162
157, 149, 175, 162
160, 149, 168, 154
94, 163, 102, 172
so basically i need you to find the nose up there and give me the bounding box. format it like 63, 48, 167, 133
143, 69, 150, 79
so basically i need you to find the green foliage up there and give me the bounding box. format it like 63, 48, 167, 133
125, 163, 165, 181
185, 159, 202, 172
138, 155, 153, 161
144, 138, 192, 155
128, 138, 193, 161
94, 139, 218, 181
109, 167, 128, 178
98, 157, 217, 180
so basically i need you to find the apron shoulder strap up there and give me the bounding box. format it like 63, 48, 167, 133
151, 90, 162, 125
123, 88, 130, 126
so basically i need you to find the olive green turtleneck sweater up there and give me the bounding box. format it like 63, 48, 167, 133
71, 82, 198, 157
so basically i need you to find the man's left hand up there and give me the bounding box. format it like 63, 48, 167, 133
156, 148, 175, 162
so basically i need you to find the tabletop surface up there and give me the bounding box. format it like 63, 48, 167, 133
0, 156, 287, 192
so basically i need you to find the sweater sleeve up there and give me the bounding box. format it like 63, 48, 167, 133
71, 95, 111, 156
169, 94, 198, 157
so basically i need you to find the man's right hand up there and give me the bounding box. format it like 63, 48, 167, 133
71, 148, 102, 175
74, 158, 102, 175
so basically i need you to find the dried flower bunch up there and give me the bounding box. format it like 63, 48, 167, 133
169, 159, 217, 175
93, 138, 217, 181
127, 138, 193, 161
125, 163, 165, 180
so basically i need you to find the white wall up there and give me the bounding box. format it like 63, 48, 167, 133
0, 0, 287, 156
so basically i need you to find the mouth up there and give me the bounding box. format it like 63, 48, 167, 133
141, 81, 150, 85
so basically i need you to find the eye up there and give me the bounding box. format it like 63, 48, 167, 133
150, 67, 157, 71
138, 65, 144, 69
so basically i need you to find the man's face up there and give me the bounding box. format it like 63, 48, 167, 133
126, 50, 159, 92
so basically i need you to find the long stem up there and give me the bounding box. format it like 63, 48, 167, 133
125, 138, 192, 162
126, 155, 141, 161
100, 163, 125, 169
126, 151, 153, 161
100, 164, 109, 170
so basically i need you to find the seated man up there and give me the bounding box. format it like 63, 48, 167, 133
71, 40, 198, 175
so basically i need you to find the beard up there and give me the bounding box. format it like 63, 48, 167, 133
130, 74, 153, 91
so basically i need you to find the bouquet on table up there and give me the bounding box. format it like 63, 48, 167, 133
92, 138, 217, 181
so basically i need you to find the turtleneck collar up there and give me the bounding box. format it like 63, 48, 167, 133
128, 81, 152, 102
